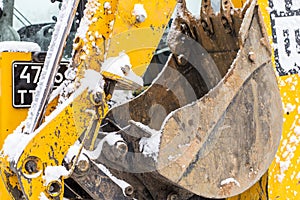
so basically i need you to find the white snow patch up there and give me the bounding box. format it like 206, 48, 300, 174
294, 191, 298, 197
294, 126, 300, 136
297, 172, 300, 179
23, 170, 43, 179
277, 174, 285, 183
273, 0, 300, 12
64, 141, 88, 164
76, 0, 101, 40
132, 4, 147, 20
0, 41, 41, 52
298, 106, 300, 115
285, 77, 293, 84
130, 121, 159, 136
102, 52, 143, 87
289, 135, 298, 144
285, 103, 296, 113
86, 132, 123, 160
168, 154, 181, 161
178, 143, 191, 148
44, 69, 103, 126
138, 125, 161, 162
279, 160, 291, 174
286, 145, 296, 153
265, 6, 272, 13
39, 192, 49, 200
272, 0, 287, 12
77, 17, 92, 40
220, 178, 240, 187
109, 90, 134, 107
104, 2, 111, 9
1, 122, 34, 162
82, 69, 105, 93
57, 68, 78, 104
0, 0, 3, 10
43, 166, 69, 186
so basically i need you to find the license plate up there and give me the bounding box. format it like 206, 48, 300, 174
13, 62, 68, 108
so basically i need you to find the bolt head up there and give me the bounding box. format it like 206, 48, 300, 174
77, 159, 90, 172
248, 52, 256, 62
136, 15, 146, 23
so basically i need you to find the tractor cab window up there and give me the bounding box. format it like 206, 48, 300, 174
13, 0, 60, 53
0, 0, 83, 59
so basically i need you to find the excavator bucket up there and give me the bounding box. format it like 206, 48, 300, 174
0, 0, 282, 199
100, 0, 282, 199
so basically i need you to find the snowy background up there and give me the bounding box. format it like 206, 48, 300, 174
11, 0, 220, 31
13, 0, 59, 30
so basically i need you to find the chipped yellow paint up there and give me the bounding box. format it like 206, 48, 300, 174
0, 0, 177, 199
268, 75, 300, 199
106, 0, 176, 76
77, 0, 176, 81
0, 52, 33, 200
232, 0, 247, 8
3, 0, 297, 199
12, 89, 109, 199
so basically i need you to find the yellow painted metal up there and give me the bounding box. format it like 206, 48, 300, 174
0, 0, 177, 199
0, 1, 116, 198
232, 0, 247, 8
105, 0, 176, 76
0, 52, 32, 149
97, 0, 175, 75
11, 89, 108, 199
73, 0, 118, 72
4, 0, 296, 199
75, 0, 176, 84
0, 52, 33, 200
268, 75, 300, 199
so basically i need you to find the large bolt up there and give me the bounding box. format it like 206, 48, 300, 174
102, 140, 128, 162
177, 54, 188, 66
124, 185, 134, 197
115, 141, 128, 159
248, 52, 256, 63
89, 92, 103, 106
77, 159, 90, 173
74, 155, 90, 174
24, 160, 38, 174
47, 181, 62, 197
167, 193, 179, 200
136, 14, 146, 23
94, 92, 103, 104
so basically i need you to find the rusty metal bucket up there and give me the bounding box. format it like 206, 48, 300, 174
90, 0, 282, 199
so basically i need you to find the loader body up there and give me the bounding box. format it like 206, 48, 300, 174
0, 0, 297, 199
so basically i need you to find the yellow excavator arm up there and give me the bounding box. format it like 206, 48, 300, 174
0, 0, 297, 199
1, 0, 177, 199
